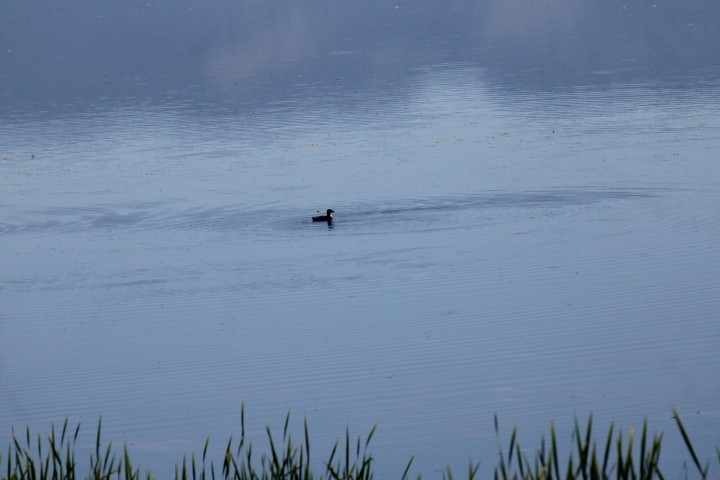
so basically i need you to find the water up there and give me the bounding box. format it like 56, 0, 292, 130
2, 1, 720, 477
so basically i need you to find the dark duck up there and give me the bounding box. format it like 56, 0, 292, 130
312, 209, 335, 224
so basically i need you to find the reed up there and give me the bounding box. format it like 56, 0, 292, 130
1, 407, 715, 479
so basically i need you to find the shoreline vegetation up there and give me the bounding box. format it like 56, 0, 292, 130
2, 407, 717, 480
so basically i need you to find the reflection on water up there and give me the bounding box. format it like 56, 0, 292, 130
2, 0, 720, 113
2, 0, 720, 478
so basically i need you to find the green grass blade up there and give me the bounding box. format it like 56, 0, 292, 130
550, 421, 560, 480
508, 427, 517, 465
671, 406, 707, 477
365, 425, 377, 450
284, 410, 291, 441
401, 454, 414, 480
602, 422, 614, 477
639, 419, 647, 480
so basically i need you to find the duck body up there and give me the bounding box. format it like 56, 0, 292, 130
312, 209, 335, 223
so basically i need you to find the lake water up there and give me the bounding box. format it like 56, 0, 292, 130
1, 1, 719, 477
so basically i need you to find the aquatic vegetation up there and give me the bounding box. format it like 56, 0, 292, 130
489, 407, 715, 480
1, 407, 716, 479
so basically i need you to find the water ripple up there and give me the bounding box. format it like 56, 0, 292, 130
0, 187, 663, 238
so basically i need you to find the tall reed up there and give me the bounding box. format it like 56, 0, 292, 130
1, 406, 716, 479
488, 406, 718, 480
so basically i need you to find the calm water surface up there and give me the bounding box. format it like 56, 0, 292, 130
2, 1, 719, 477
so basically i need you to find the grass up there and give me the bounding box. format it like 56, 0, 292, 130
1, 406, 717, 480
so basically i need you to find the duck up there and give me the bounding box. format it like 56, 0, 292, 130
312, 209, 335, 223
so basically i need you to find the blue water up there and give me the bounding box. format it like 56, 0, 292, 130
2, 1, 720, 477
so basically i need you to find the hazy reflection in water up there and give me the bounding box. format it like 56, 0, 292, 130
1, 0, 720, 477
